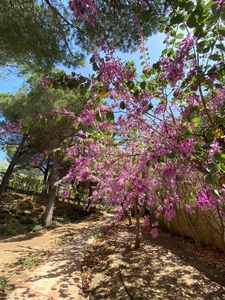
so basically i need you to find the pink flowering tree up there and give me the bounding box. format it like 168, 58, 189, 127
46, 0, 225, 250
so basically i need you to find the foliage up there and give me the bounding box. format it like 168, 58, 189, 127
0, 71, 91, 197
0, 0, 166, 73
0, 0, 84, 72
70, 0, 167, 52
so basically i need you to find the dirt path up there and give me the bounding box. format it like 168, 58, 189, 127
1, 213, 225, 299
82, 221, 225, 299
0, 211, 110, 298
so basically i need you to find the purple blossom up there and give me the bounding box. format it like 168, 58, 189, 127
109, 89, 117, 99
163, 166, 176, 178
210, 140, 222, 155
150, 227, 158, 238
139, 1, 148, 10
197, 185, 220, 210
185, 204, 193, 214
142, 215, 150, 227
69, 0, 97, 25
61, 188, 71, 199
179, 138, 195, 157
41, 77, 50, 87
216, 0, 224, 9
219, 210, 225, 218
164, 206, 176, 220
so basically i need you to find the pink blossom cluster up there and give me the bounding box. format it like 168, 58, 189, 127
36, 6, 225, 245
197, 185, 220, 210
52, 108, 75, 117
159, 34, 196, 86
69, 0, 97, 26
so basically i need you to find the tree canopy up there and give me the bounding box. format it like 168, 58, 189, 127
0, 0, 166, 72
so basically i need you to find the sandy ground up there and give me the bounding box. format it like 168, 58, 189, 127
0, 211, 109, 298
82, 221, 225, 300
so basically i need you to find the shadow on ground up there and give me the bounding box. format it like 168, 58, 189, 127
6, 214, 116, 300
82, 222, 225, 300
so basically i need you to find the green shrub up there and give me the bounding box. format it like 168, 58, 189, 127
0, 277, 9, 289
6, 204, 17, 213
31, 225, 43, 232
19, 255, 43, 268
0, 219, 21, 235
20, 217, 35, 225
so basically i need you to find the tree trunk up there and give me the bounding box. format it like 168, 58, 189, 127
43, 152, 60, 227
0, 134, 28, 194
41, 168, 50, 194
134, 197, 141, 250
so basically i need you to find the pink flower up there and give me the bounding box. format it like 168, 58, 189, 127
109, 90, 117, 99
41, 77, 50, 87
139, 1, 148, 10
185, 204, 193, 214
142, 215, 150, 227
150, 227, 158, 238
61, 188, 71, 199
35, 113, 42, 120
197, 185, 220, 210
164, 206, 176, 220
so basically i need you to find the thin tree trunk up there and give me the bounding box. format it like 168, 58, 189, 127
134, 197, 141, 249
42, 168, 50, 194
0, 134, 28, 194
43, 152, 60, 227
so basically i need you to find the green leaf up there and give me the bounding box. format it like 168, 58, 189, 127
52, 82, 59, 89
214, 152, 225, 162
209, 189, 220, 199
219, 28, 225, 36
139, 9, 151, 22
140, 172, 146, 179
206, 163, 218, 173
54, 114, 61, 124
205, 173, 216, 185
60, 82, 67, 90
126, 81, 135, 89
187, 11, 199, 28
140, 81, 146, 90
147, 103, 153, 110
152, 62, 160, 70
157, 155, 164, 163
96, 112, 102, 122
146, 160, 151, 167
40, 117, 46, 127
106, 111, 115, 121
194, 27, 207, 38
192, 117, 201, 126
166, 151, 176, 159
22, 125, 29, 134
216, 43, 225, 51
209, 53, 222, 61
23, 116, 32, 127
198, 46, 211, 54
176, 32, 184, 39
221, 10, 225, 21
218, 163, 225, 172
92, 62, 98, 71
170, 14, 184, 25
133, 90, 139, 98
120, 101, 126, 110
190, 106, 199, 113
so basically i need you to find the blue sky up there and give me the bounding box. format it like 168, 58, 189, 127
0, 33, 165, 160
